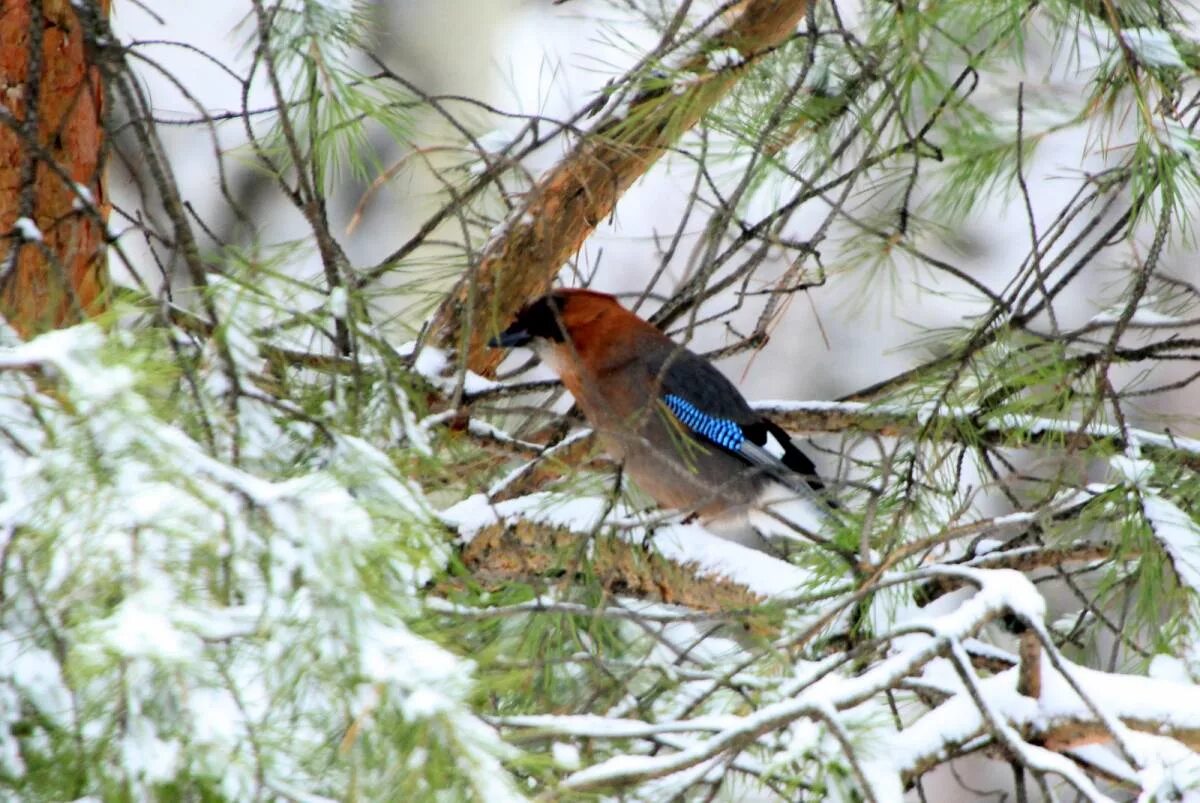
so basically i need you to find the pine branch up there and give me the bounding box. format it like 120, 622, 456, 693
460, 519, 770, 617
758, 401, 1200, 474
428, 0, 813, 375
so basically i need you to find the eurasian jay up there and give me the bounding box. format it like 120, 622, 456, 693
489, 289, 831, 544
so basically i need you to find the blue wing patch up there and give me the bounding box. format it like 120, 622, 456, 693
663, 394, 744, 452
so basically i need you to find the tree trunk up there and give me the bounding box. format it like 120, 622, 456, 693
0, 0, 110, 337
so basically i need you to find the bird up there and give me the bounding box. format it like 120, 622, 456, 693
488, 288, 833, 548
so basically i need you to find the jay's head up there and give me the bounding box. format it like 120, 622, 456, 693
488, 289, 626, 352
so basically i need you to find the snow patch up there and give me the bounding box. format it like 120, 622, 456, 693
1111, 454, 1155, 488
441, 490, 816, 597
1142, 495, 1200, 594
1121, 28, 1186, 68
552, 741, 581, 769
13, 217, 42, 242
328, 286, 348, 319
398, 340, 499, 396
706, 47, 742, 71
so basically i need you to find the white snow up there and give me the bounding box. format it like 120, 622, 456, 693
1070, 744, 1138, 785
706, 47, 742, 71
328, 286, 348, 319
1157, 119, 1199, 158
474, 128, 525, 156
187, 686, 244, 748
749, 400, 1200, 461
397, 340, 499, 395
1141, 495, 1200, 594
71, 182, 95, 210
0, 323, 518, 801
97, 588, 204, 663
13, 217, 42, 242
1121, 28, 1186, 68
0, 637, 71, 725
1127, 731, 1200, 800
552, 741, 581, 769
651, 521, 817, 596
121, 718, 181, 785
1149, 654, 1193, 684
498, 712, 738, 738
467, 418, 542, 452
440, 490, 816, 597
1036, 656, 1200, 733
409, 341, 448, 378
1090, 301, 1186, 327
1110, 454, 1155, 488
882, 624, 1200, 799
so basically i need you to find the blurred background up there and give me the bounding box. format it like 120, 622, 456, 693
109, 1, 1199, 429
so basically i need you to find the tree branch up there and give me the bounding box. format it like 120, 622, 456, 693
428, 0, 812, 375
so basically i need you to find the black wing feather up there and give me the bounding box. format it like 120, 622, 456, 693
652, 347, 825, 494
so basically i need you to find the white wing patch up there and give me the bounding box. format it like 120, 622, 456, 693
762, 430, 788, 460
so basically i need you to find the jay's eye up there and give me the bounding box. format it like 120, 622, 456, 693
490, 294, 569, 348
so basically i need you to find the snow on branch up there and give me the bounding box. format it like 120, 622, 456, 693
442, 490, 818, 607
0, 325, 522, 801
755, 399, 1200, 470
425, 0, 815, 375
484, 565, 1200, 798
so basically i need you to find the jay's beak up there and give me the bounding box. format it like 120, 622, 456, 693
487, 327, 532, 348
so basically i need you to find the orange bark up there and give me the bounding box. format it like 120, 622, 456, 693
0, 0, 109, 337
431, 0, 811, 375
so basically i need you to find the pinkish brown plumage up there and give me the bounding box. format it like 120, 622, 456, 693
490, 289, 831, 539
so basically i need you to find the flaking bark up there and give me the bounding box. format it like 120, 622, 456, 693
0, 0, 109, 336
